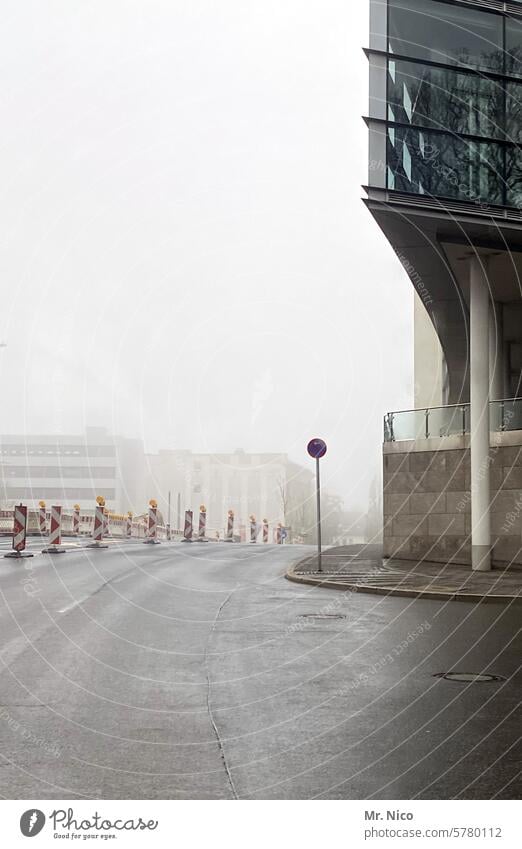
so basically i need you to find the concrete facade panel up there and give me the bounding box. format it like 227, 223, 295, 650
392, 514, 428, 537
408, 492, 446, 514
383, 453, 410, 474
384, 492, 409, 516
446, 492, 470, 514
383, 432, 522, 566
427, 513, 466, 537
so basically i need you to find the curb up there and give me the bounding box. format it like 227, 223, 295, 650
285, 564, 522, 605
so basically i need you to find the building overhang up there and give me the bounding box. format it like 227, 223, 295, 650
364, 189, 522, 402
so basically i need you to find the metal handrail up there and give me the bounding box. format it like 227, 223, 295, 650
384, 397, 522, 442
386, 397, 522, 418
385, 401, 468, 417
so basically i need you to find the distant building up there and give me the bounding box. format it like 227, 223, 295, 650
0, 427, 145, 513
144, 449, 315, 538
0, 430, 318, 538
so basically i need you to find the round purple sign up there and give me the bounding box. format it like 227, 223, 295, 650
307, 438, 327, 459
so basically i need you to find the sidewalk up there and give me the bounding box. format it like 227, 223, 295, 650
286, 544, 522, 603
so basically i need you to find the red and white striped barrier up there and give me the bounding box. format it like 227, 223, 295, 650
38, 501, 47, 537
42, 505, 67, 554
276, 523, 282, 545
4, 504, 34, 559
93, 506, 104, 541
262, 519, 269, 543
144, 502, 159, 544
0, 501, 185, 547
226, 509, 234, 542
87, 500, 109, 549
182, 510, 193, 542
250, 514, 257, 543
197, 506, 207, 542
72, 504, 80, 536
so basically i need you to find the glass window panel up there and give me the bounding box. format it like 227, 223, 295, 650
388, 59, 504, 139
506, 16, 522, 78
387, 127, 505, 205
506, 83, 522, 143
388, 0, 504, 72
505, 146, 522, 208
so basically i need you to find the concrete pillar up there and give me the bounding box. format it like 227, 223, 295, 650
470, 256, 492, 572
489, 301, 503, 401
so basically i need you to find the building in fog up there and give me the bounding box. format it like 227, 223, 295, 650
0, 428, 145, 513
366, 0, 522, 569
144, 449, 316, 538
0, 430, 319, 539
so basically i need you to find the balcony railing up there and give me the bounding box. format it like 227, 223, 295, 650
384, 398, 522, 443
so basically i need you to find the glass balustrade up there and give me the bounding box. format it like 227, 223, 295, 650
384, 399, 522, 442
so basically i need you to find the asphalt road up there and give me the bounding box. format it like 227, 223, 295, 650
0, 540, 520, 799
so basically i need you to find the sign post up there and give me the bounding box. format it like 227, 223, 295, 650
307, 438, 327, 573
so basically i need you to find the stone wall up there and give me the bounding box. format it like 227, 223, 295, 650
383, 432, 522, 566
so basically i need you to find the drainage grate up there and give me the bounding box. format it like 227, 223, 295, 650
434, 672, 505, 683
298, 613, 346, 620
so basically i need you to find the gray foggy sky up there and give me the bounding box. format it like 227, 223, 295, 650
0, 0, 413, 510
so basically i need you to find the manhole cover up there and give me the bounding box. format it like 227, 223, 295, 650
434, 672, 505, 683
298, 613, 346, 620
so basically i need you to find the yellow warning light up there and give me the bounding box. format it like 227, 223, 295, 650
96, 495, 105, 506
200, 504, 207, 513
149, 499, 158, 508
73, 504, 80, 511
228, 509, 234, 517
38, 500, 46, 508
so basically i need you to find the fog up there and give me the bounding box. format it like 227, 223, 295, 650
0, 0, 413, 511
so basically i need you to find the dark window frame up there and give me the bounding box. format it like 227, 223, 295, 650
384, 121, 511, 206
387, 0, 506, 74
385, 57, 512, 141
378, 1, 522, 209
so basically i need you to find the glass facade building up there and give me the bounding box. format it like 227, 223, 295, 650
380, 0, 522, 207
366, 1, 522, 570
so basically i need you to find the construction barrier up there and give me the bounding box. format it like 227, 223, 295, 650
144, 500, 159, 545
198, 505, 207, 542
0, 500, 231, 548
42, 506, 67, 554
276, 523, 282, 545
39, 501, 47, 536
250, 514, 257, 543
263, 519, 269, 543
4, 504, 33, 559
226, 509, 234, 542
87, 498, 109, 549
183, 510, 193, 542
72, 504, 80, 536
